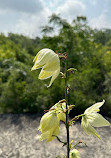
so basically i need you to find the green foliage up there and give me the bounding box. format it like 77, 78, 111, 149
0, 34, 43, 113
0, 15, 111, 117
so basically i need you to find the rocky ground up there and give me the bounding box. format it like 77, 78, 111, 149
0, 114, 111, 158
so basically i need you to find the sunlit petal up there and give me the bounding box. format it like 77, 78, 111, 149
47, 69, 60, 87
57, 111, 66, 122
88, 113, 110, 127
85, 100, 105, 114
31, 48, 60, 87
81, 116, 100, 139
46, 126, 59, 142
38, 110, 60, 142
38, 69, 52, 80
81, 100, 110, 139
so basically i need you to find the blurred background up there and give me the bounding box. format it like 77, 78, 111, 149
0, 0, 111, 117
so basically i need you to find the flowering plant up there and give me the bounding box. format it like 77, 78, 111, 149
32, 48, 110, 158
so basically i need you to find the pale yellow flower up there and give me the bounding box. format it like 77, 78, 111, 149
38, 110, 60, 142
31, 48, 60, 87
81, 100, 110, 139
38, 100, 68, 142
52, 100, 74, 122
50, 100, 67, 122
70, 149, 80, 158
55, 102, 66, 122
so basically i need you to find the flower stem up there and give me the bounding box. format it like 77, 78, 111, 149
70, 114, 85, 123
65, 54, 70, 158
72, 140, 87, 149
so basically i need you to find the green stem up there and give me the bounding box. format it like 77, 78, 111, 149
65, 54, 70, 158
70, 114, 85, 124
72, 140, 87, 149
72, 141, 80, 148
55, 135, 67, 145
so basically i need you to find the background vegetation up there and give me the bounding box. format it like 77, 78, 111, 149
0, 14, 111, 117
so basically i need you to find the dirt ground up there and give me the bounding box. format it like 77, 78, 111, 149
0, 114, 111, 158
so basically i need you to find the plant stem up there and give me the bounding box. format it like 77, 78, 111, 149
70, 114, 85, 123
65, 54, 70, 158
72, 140, 87, 149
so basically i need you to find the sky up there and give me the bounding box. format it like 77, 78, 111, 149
0, 0, 111, 38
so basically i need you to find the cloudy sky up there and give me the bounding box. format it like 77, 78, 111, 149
0, 0, 111, 38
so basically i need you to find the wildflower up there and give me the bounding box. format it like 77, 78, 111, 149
38, 110, 60, 142
31, 48, 60, 87
51, 100, 67, 122
81, 100, 110, 139
38, 100, 69, 142
70, 149, 80, 158
56, 102, 66, 122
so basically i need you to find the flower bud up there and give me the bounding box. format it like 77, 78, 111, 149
70, 149, 80, 158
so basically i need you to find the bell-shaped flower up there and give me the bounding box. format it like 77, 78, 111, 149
38, 110, 60, 142
81, 100, 110, 139
50, 100, 67, 123
31, 48, 60, 87
70, 149, 80, 158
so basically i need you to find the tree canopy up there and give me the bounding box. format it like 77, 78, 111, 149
0, 15, 111, 117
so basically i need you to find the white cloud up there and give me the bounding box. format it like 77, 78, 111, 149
0, 9, 6, 15
90, 0, 97, 6
0, 0, 43, 14
0, 0, 51, 37
90, 12, 111, 29
13, 11, 50, 38
42, 0, 65, 11
0, 0, 111, 38
56, 0, 86, 22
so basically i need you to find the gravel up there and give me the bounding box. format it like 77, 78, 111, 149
0, 114, 111, 158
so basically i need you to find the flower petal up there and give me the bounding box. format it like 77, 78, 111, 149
38, 110, 60, 142
46, 126, 59, 142
85, 100, 105, 114
47, 69, 60, 87
81, 116, 101, 139
31, 63, 44, 71
40, 131, 50, 141
57, 111, 66, 122
38, 69, 53, 80
34, 48, 57, 65
40, 111, 59, 132
43, 55, 60, 72
88, 113, 110, 127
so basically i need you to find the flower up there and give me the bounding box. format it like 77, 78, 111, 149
31, 48, 60, 87
38, 99, 72, 142
38, 100, 68, 142
51, 100, 66, 122
50, 99, 74, 123
70, 149, 80, 158
38, 110, 60, 142
81, 100, 110, 139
